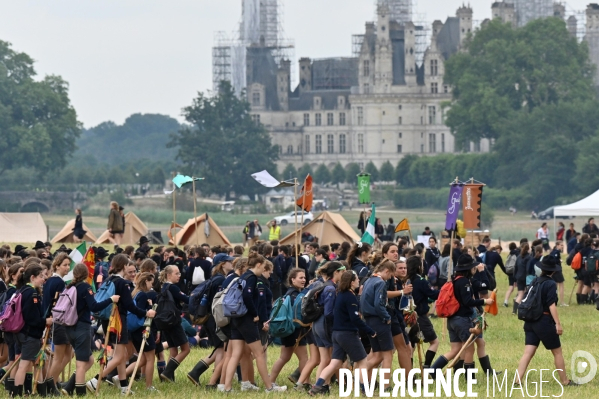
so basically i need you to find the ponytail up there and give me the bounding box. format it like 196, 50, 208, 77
17, 264, 43, 289
68, 264, 88, 288
159, 265, 176, 284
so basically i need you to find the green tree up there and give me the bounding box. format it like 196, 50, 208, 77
331, 163, 346, 185
395, 155, 418, 185
345, 163, 361, 184
168, 81, 278, 199
282, 163, 298, 181
0, 40, 81, 176
364, 161, 379, 182
314, 164, 331, 184
379, 161, 394, 182
298, 163, 313, 179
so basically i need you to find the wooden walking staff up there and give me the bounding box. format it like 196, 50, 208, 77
294, 178, 299, 269
193, 177, 198, 246
446, 313, 485, 369
0, 355, 21, 384
96, 304, 117, 395
442, 177, 461, 341
32, 325, 51, 395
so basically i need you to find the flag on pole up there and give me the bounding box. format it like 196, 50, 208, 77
64, 242, 87, 283
82, 247, 96, 289
360, 204, 376, 245
462, 184, 484, 229
164, 175, 204, 194
394, 218, 411, 233
296, 175, 313, 212
484, 290, 498, 316
251, 170, 296, 188
357, 174, 371, 204
107, 307, 122, 341
445, 183, 463, 231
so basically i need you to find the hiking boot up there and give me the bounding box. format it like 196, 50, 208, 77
308, 385, 327, 396
294, 383, 311, 392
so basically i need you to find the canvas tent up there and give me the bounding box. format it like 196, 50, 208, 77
0, 213, 47, 243
51, 219, 97, 243
171, 214, 231, 247
554, 189, 599, 216
95, 212, 149, 245
279, 211, 360, 247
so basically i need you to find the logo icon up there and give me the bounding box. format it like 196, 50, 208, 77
571, 350, 597, 384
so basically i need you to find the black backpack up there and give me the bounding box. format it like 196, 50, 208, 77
301, 281, 326, 323
188, 278, 214, 325
586, 251, 599, 275
154, 283, 182, 330
518, 276, 550, 322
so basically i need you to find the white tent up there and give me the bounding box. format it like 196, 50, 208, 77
554, 190, 599, 216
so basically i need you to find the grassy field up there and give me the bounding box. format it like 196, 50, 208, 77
73, 266, 598, 398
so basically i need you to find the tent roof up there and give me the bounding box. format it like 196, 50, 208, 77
0, 213, 47, 243
554, 189, 599, 216
51, 219, 97, 243
172, 214, 232, 247
279, 211, 360, 246
95, 212, 148, 245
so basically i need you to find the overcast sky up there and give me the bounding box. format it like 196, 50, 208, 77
0, 0, 592, 128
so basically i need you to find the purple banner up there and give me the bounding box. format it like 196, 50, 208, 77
445, 184, 463, 231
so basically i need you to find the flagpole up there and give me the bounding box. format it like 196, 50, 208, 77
172, 189, 177, 245
299, 182, 307, 253
294, 178, 299, 270
193, 178, 198, 246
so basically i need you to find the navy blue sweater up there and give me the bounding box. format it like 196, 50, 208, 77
332, 291, 375, 335
240, 270, 260, 318
452, 276, 485, 318
19, 285, 45, 339
411, 275, 439, 316
162, 283, 190, 311
108, 275, 146, 318
74, 283, 113, 324
256, 275, 272, 324
42, 275, 66, 318
485, 251, 505, 276
360, 276, 390, 322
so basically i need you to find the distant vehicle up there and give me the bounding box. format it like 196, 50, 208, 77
537, 206, 574, 220
274, 211, 313, 226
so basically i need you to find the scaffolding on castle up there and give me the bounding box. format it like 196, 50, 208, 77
212, 0, 295, 96
513, 0, 553, 27
377, 0, 412, 25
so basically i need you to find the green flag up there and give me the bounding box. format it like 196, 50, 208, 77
361, 204, 376, 245
64, 242, 86, 283
357, 174, 371, 204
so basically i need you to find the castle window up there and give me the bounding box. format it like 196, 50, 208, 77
430, 59, 438, 76
339, 134, 346, 154
397, 145, 402, 153
358, 134, 364, 153
441, 133, 445, 153
339, 113, 346, 126
315, 113, 322, 126
315, 135, 322, 154
327, 134, 334, 154
429, 106, 437, 125
429, 134, 436, 153
304, 113, 310, 126
357, 107, 364, 126
398, 132, 402, 138
363, 60, 370, 76
252, 92, 260, 106
327, 113, 334, 126
305, 135, 310, 154
251, 114, 260, 124
287, 145, 293, 154
431, 83, 438, 94
399, 117, 402, 125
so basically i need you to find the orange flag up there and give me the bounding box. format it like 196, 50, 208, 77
296, 175, 313, 212
83, 247, 96, 288
395, 218, 410, 233
484, 290, 498, 316
107, 306, 122, 340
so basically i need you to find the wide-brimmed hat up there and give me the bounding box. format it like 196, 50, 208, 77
539, 256, 560, 272
57, 244, 69, 253
33, 241, 46, 250
95, 247, 108, 259
454, 254, 481, 272
139, 236, 150, 246
14, 245, 27, 253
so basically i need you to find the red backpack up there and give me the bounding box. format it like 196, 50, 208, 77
436, 276, 463, 318
571, 252, 582, 271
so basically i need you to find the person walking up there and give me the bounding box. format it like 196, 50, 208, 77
72, 209, 86, 243
107, 202, 124, 245
537, 223, 551, 253
266, 220, 281, 242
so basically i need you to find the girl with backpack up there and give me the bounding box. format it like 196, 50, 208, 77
503, 242, 520, 308
431, 255, 494, 373
86, 254, 156, 395
269, 268, 308, 385
12, 264, 52, 398
308, 270, 376, 396
514, 243, 531, 314
347, 243, 371, 280
124, 272, 157, 392
392, 257, 413, 373
187, 253, 234, 387
222, 254, 287, 392
425, 237, 441, 287
516, 256, 577, 387
3, 263, 23, 395
158, 265, 191, 383
59, 264, 119, 396
437, 244, 451, 287
360, 260, 395, 389
406, 255, 440, 369
139, 259, 166, 378
42, 253, 73, 396
308, 261, 346, 394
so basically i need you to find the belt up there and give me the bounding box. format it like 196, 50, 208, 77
543, 312, 550, 315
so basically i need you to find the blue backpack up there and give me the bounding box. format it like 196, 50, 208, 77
222, 277, 248, 318
127, 292, 145, 332
188, 278, 213, 325
93, 278, 116, 320
292, 290, 310, 327
269, 295, 295, 338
